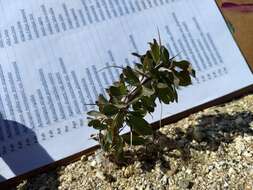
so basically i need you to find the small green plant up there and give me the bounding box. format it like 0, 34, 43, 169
87, 37, 195, 160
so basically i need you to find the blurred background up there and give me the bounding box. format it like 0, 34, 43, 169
218, 0, 253, 69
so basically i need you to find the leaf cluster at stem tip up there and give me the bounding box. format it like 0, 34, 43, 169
87, 37, 196, 159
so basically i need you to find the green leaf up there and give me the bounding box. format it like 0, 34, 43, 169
106, 129, 113, 144
141, 96, 156, 113
175, 71, 192, 86
157, 86, 175, 104
87, 111, 106, 118
188, 65, 196, 77
114, 136, 124, 158
97, 94, 108, 105
149, 39, 160, 64
127, 114, 153, 136
123, 66, 140, 85
108, 85, 127, 97
132, 96, 152, 116
88, 119, 107, 130
174, 60, 191, 70
158, 67, 172, 73
157, 83, 168, 89
127, 87, 143, 105
102, 104, 119, 116
101, 137, 110, 152
160, 46, 170, 65
114, 103, 126, 109
173, 86, 178, 103
143, 54, 153, 72
160, 70, 174, 85
97, 95, 109, 112
134, 63, 144, 71
112, 112, 125, 129
129, 110, 147, 117
142, 86, 155, 97
122, 133, 147, 145
173, 75, 180, 87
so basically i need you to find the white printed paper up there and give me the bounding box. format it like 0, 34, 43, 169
0, 0, 252, 181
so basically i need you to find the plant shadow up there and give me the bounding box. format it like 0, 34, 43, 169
12, 170, 60, 190
124, 111, 253, 172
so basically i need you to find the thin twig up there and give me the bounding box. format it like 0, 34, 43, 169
84, 103, 97, 106
170, 51, 183, 61
160, 102, 163, 129
98, 65, 124, 72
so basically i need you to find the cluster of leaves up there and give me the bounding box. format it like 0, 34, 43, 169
87, 38, 195, 160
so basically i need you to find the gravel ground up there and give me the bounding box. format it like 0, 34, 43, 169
15, 94, 253, 190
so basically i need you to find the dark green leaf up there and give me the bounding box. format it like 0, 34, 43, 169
127, 87, 143, 105
123, 66, 140, 85
160, 46, 170, 65
112, 112, 125, 129
142, 86, 155, 97
160, 70, 174, 85
114, 136, 124, 158
129, 110, 147, 117
158, 67, 172, 73
149, 39, 160, 63
157, 86, 175, 104
87, 111, 106, 118
103, 104, 119, 116
188, 65, 196, 77
101, 137, 110, 152
106, 129, 113, 144
173, 75, 180, 87
141, 96, 156, 113
134, 63, 144, 71
114, 103, 126, 109
174, 60, 191, 70
157, 83, 168, 89
97, 94, 108, 105
143, 55, 153, 72
176, 71, 192, 86
127, 115, 153, 135
108, 85, 127, 97
173, 86, 178, 103
88, 119, 107, 130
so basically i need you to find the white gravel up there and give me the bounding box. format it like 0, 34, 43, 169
15, 94, 253, 190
